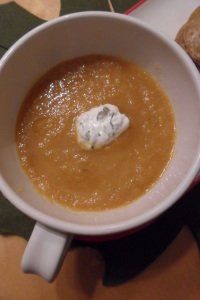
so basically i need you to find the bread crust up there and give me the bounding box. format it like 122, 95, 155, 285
175, 7, 200, 67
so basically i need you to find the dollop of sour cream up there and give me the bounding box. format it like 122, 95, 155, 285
75, 104, 130, 150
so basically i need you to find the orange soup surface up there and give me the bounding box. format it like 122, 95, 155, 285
16, 55, 175, 211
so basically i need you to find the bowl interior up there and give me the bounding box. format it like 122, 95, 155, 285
0, 12, 200, 235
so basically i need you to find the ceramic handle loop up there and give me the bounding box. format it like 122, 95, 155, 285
21, 222, 73, 281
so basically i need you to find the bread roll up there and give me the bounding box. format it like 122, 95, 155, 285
175, 7, 200, 67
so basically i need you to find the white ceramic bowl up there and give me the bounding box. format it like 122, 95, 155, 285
0, 11, 200, 281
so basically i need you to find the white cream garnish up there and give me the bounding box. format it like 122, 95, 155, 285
75, 104, 130, 150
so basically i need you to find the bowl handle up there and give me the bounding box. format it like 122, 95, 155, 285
21, 222, 73, 281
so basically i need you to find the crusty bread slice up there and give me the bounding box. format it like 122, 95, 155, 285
175, 7, 200, 67
188, 6, 200, 21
